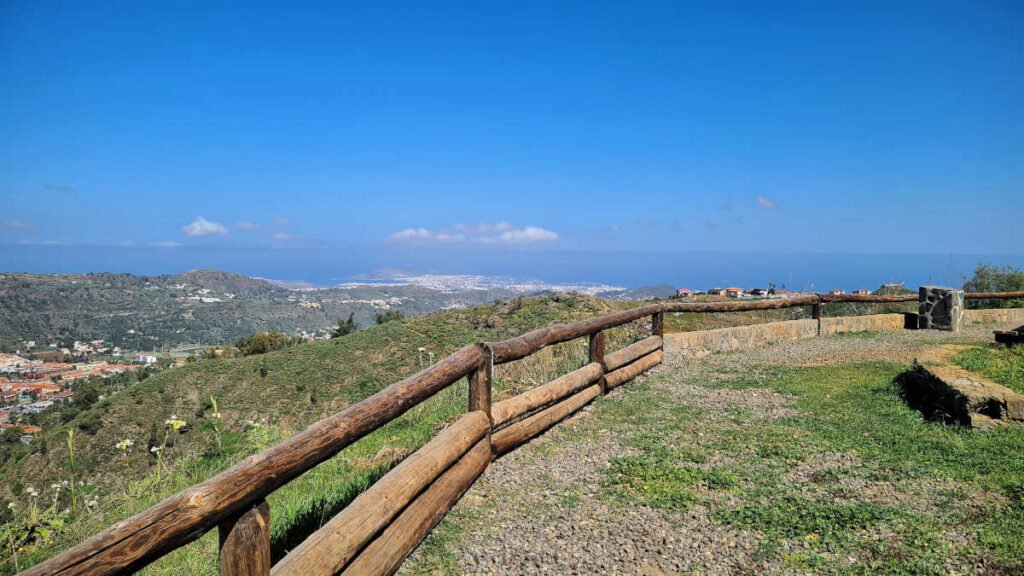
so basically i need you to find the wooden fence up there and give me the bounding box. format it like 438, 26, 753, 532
19, 291, 1023, 576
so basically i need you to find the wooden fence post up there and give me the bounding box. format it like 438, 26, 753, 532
589, 331, 607, 393
651, 312, 664, 338
469, 344, 493, 423
812, 301, 823, 336
219, 500, 270, 576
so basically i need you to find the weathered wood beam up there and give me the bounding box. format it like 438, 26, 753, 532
489, 304, 663, 364
338, 439, 491, 576
662, 294, 820, 313
588, 331, 607, 393
491, 363, 603, 428
270, 411, 489, 576
491, 384, 602, 456
20, 344, 484, 576
604, 336, 662, 373
218, 500, 270, 576
818, 294, 916, 303
468, 344, 493, 422
605, 349, 663, 390
964, 291, 1024, 300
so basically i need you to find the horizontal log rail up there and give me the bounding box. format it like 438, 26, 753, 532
964, 291, 1024, 299
338, 439, 492, 576
606, 349, 664, 390
491, 363, 603, 428
491, 384, 604, 456
270, 412, 490, 576
21, 289, 1024, 576
605, 336, 662, 372
22, 344, 484, 576
818, 293, 917, 303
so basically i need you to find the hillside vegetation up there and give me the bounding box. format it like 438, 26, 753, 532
0, 270, 523, 351
2, 293, 647, 574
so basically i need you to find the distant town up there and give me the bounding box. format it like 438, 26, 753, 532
671, 282, 908, 299
0, 339, 176, 443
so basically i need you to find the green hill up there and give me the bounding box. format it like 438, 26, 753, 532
0, 270, 528, 352
1, 293, 646, 574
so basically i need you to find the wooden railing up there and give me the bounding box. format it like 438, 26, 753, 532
20, 291, 1024, 576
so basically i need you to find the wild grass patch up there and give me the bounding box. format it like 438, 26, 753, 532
952, 344, 1024, 394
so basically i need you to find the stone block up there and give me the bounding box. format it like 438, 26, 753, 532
918, 286, 964, 331
1007, 396, 1024, 421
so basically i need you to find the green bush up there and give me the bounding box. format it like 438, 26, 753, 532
331, 313, 358, 338
236, 332, 296, 356
375, 309, 404, 325
76, 411, 103, 435
964, 264, 1024, 308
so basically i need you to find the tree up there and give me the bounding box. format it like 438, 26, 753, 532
331, 313, 358, 338
236, 331, 295, 356
963, 264, 1024, 308
375, 309, 404, 325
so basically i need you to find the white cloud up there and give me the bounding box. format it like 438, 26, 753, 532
182, 216, 228, 237
17, 239, 62, 245
235, 222, 261, 230
272, 232, 295, 241
272, 218, 290, 227
388, 228, 434, 242
149, 241, 183, 248
494, 226, 558, 244
2, 220, 35, 231
756, 195, 776, 210
609, 225, 622, 234
386, 222, 559, 245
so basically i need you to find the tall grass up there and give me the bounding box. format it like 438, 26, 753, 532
2, 293, 646, 575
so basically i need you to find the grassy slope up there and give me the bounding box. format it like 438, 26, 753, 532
952, 344, 1024, 394
4, 293, 644, 574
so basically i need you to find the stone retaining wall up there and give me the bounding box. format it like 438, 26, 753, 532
962, 308, 1024, 326
667, 314, 908, 359
820, 313, 906, 335
667, 319, 817, 359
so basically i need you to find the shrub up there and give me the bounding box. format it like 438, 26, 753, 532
964, 264, 1024, 308
331, 313, 358, 338
236, 331, 295, 356
374, 309, 404, 325
76, 411, 103, 435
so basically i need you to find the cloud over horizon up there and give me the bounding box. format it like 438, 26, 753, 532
386, 222, 559, 245
3, 220, 35, 231
43, 184, 74, 194
182, 217, 228, 237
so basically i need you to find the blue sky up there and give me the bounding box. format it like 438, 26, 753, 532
1, 1, 1022, 285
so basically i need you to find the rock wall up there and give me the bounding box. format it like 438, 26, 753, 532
962, 308, 1024, 326
666, 319, 818, 359
667, 314, 909, 359
820, 314, 906, 335
918, 286, 964, 331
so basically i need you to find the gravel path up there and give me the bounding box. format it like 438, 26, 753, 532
400, 326, 996, 575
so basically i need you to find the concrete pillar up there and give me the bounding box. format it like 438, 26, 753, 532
917, 286, 964, 331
